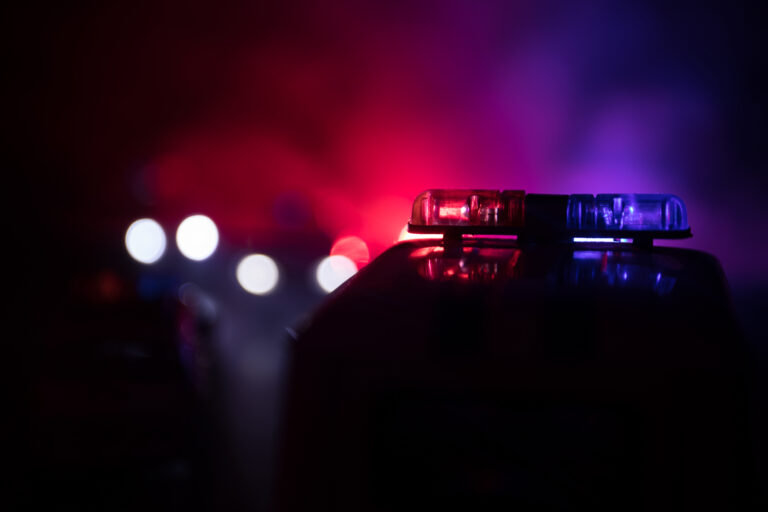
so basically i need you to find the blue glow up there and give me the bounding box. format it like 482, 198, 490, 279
564, 256, 677, 295
573, 250, 604, 260
573, 237, 622, 243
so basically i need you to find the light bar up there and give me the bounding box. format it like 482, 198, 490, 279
408, 190, 690, 240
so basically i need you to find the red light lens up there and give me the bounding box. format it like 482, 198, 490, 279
410, 190, 524, 227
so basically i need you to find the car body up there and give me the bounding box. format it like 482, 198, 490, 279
276, 211, 754, 509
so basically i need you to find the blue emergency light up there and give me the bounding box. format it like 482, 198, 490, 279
408, 190, 690, 242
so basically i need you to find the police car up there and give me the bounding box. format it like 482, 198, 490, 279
276, 190, 754, 510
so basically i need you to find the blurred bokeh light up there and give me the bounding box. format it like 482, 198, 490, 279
124, 218, 167, 264
316, 255, 358, 293
236, 254, 280, 295
330, 236, 370, 268
176, 215, 219, 261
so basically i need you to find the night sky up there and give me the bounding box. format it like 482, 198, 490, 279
7, 0, 767, 282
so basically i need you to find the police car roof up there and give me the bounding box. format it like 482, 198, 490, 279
296, 238, 741, 367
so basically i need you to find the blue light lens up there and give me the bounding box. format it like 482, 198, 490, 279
567, 194, 688, 232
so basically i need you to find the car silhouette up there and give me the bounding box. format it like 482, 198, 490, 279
276, 190, 754, 510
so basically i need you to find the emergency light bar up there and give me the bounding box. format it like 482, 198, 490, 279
408, 190, 690, 240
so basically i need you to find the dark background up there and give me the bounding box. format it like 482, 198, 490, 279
7, 0, 767, 509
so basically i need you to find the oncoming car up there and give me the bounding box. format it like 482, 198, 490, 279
276, 190, 755, 510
